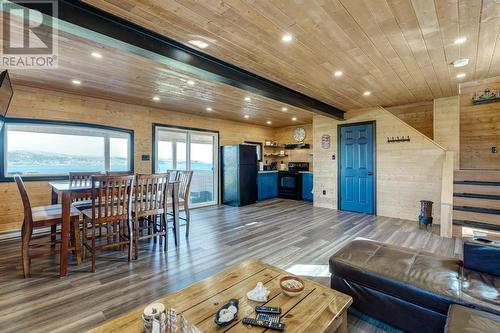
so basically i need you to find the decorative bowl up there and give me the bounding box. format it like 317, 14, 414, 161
214, 299, 239, 326
279, 275, 305, 297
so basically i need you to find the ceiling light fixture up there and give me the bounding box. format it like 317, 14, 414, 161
91, 52, 102, 59
153, 96, 160, 101
456, 73, 466, 78
244, 115, 250, 119
334, 71, 343, 77
281, 107, 288, 111
188, 40, 209, 49
244, 96, 251, 101
292, 117, 297, 121
454, 37, 467, 44
282, 33, 293, 43
71, 79, 81, 85
267, 121, 272, 124
187, 80, 195, 86
452, 58, 469, 67
363, 91, 371, 96
206, 107, 212, 111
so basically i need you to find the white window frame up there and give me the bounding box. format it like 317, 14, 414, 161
154, 126, 219, 208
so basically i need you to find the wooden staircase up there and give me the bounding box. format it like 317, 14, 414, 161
453, 170, 500, 233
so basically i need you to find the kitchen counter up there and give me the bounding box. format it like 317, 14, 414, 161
258, 170, 278, 173
298, 171, 313, 174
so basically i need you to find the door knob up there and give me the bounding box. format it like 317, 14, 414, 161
367, 172, 374, 176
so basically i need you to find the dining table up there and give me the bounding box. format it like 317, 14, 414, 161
49, 180, 180, 277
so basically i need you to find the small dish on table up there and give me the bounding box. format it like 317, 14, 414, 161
280, 275, 305, 297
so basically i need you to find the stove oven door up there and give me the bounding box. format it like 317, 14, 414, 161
278, 172, 302, 200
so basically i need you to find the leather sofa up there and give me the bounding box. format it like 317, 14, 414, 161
445, 304, 500, 333
329, 239, 500, 332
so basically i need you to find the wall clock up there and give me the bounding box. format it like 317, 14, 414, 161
293, 127, 306, 142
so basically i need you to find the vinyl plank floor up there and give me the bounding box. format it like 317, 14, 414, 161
0, 199, 461, 332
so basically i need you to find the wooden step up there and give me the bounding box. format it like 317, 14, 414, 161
453, 184, 500, 196
454, 170, 500, 182
453, 209, 500, 226
453, 220, 500, 232
453, 196, 500, 210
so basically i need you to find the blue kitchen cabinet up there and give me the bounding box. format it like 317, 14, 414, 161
257, 172, 278, 201
302, 172, 313, 202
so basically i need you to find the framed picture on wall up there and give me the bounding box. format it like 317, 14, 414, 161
242, 141, 263, 161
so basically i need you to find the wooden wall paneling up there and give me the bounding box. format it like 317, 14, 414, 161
434, 96, 460, 169
0, 85, 275, 233
459, 76, 500, 170
441, 151, 455, 238
313, 106, 446, 223
272, 124, 313, 168
386, 101, 434, 139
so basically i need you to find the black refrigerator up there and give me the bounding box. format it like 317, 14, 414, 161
221, 144, 257, 206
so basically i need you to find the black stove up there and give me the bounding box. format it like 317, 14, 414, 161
278, 162, 309, 200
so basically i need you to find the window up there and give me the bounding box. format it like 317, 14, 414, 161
2, 120, 133, 178
154, 125, 218, 207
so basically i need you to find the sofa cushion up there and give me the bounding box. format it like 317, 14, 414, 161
329, 239, 499, 315
445, 304, 500, 333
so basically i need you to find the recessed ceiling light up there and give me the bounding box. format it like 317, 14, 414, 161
452, 58, 469, 67
91, 52, 102, 59
454, 37, 467, 44
456, 73, 466, 78
363, 91, 371, 96
291, 117, 297, 121
206, 107, 212, 111
244, 96, 251, 101
267, 121, 272, 124
244, 115, 249, 119
153, 96, 160, 101
71, 79, 81, 85
282, 33, 293, 43
187, 80, 195, 86
334, 71, 343, 77
281, 107, 288, 112
188, 40, 209, 49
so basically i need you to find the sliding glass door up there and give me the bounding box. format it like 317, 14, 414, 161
155, 126, 218, 207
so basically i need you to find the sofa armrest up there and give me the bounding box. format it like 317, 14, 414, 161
463, 240, 500, 276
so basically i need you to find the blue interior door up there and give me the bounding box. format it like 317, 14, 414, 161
339, 123, 375, 214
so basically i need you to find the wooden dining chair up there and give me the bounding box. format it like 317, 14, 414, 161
81, 175, 134, 272
69, 172, 100, 211
168, 170, 193, 237
14, 175, 81, 278
167, 169, 178, 181
133, 173, 170, 259
105, 171, 134, 176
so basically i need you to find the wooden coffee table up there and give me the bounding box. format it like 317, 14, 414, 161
88, 259, 352, 332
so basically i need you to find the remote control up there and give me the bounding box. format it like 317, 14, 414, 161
242, 317, 286, 331
255, 306, 282, 314
256, 313, 280, 323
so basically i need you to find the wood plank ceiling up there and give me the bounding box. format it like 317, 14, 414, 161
3, 16, 314, 128
84, 0, 500, 110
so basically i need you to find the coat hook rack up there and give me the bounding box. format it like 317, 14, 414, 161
387, 135, 410, 143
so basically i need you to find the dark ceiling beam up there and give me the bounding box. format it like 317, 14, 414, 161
25, 0, 345, 119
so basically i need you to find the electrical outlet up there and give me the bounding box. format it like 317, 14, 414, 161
322, 190, 326, 195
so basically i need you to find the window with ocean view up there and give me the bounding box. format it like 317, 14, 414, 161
154, 126, 218, 207
3, 121, 132, 177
